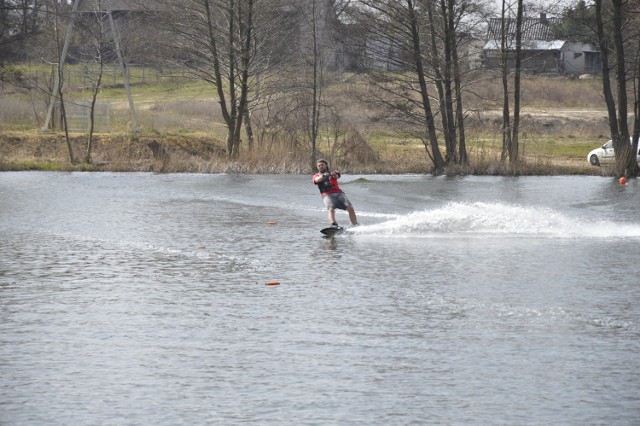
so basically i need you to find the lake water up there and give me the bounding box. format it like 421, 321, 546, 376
1, 172, 639, 425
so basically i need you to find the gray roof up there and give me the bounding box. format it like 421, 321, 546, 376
486, 15, 562, 42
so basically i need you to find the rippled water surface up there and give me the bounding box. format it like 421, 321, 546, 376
1, 172, 639, 424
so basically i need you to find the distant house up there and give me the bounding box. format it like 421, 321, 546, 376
561, 42, 601, 75
482, 12, 601, 75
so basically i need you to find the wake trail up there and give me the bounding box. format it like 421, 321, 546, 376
350, 202, 640, 239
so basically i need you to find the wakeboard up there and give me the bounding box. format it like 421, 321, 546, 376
320, 226, 345, 237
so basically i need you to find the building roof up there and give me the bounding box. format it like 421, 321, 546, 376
486, 13, 561, 43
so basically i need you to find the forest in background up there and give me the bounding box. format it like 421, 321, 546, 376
1, 0, 639, 176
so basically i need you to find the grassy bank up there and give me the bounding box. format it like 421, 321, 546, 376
0, 129, 603, 175
0, 67, 612, 175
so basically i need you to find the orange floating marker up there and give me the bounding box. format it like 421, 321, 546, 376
619, 176, 628, 185
197, 246, 206, 250
265, 281, 280, 286
267, 220, 278, 225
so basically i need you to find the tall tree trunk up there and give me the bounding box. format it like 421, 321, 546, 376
611, 0, 633, 175
86, 61, 103, 164
58, 73, 74, 164
427, 1, 452, 163
244, 105, 254, 152
441, 0, 457, 164
595, 0, 638, 176
310, 0, 321, 168
631, 39, 640, 177
500, 0, 511, 162
426, 0, 466, 165
227, 0, 239, 157
447, 0, 467, 164
231, 0, 254, 158
510, 0, 523, 163
204, 0, 233, 157
595, 0, 619, 137
86, 9, 106, 164
451, 24, 467, 163
407, 0, 445, 171
612, 0, 628, 138
53, 9, 74, 164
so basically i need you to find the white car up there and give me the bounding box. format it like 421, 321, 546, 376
588, 138, 640, 166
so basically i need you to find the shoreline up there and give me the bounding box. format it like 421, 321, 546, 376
0, 131, 604, 176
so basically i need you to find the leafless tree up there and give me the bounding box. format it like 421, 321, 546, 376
155, 0, 293, 159
595, 0, 638, 177
75, 5, 111, 163
43, 0, 76, 163
351, 1, 442, 171
291, 0, 326, 167
352, 0, 484, 172
244, 0, 348, 167
496, 0, 523, 165
426, 0, 475, 165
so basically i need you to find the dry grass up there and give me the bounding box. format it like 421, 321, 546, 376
0, 68, 613, 175
462, 72, 603, 109
0, 129, 602, 176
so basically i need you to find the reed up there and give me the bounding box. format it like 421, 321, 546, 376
0, 130, 604, 176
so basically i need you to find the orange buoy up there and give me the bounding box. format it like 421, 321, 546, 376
619, 176, 628, 185
197, 246, 206, 250
265, 281, 280, 286
267, 220, 278, 225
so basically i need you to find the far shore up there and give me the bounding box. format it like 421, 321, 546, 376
0, 131, 610, 176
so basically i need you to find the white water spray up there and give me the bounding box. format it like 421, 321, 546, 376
352, 202, 640, 239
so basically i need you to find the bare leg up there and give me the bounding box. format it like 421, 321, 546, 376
347, 206, 358, 225
327, 207, 336, 225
